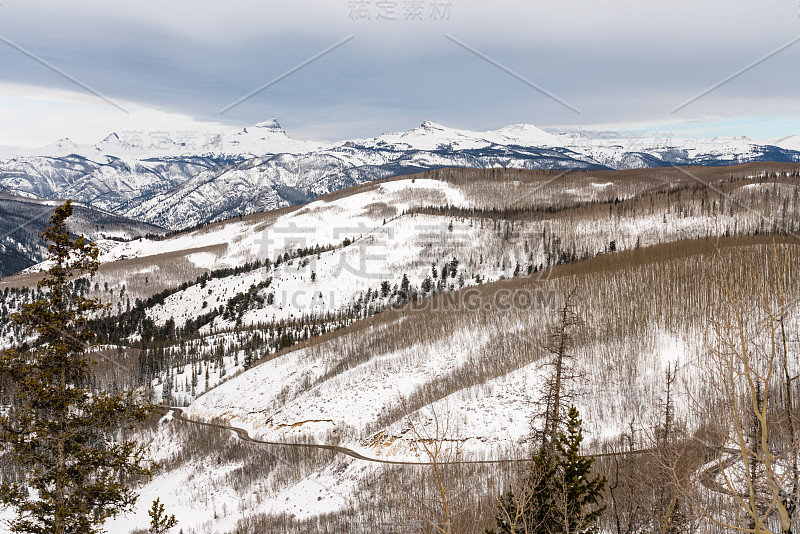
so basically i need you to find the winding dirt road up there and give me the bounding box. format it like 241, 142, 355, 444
165, 407, 530, 466
164, 407, 716, 467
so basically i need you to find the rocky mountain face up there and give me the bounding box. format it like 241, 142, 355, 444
1, 119, 799, 233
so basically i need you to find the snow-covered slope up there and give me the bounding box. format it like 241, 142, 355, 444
213, 118, 325, 157
769, 134, 800, 152
0, 193, 162, 277
4, 163, 800, 533
25, 162, 790, 325
345, 121, 560, 151
2, 119, 799, 235
107, 236, 800, 534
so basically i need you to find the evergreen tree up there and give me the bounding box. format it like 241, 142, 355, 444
449, 257, 459, 278
550, 407, 606, 533
488, 407, 605, 534
399, 274, 410, 300
488, 446, 557, 534
0, 201, 157, 534
421, 276, 433, 293
147, 498, 177, 534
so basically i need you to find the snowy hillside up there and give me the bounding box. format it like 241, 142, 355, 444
3, 162, 800, 533
105, 237, 800, 534
1, 119, 799, 235
0, 194, 162, 277
49, 163, 795, 333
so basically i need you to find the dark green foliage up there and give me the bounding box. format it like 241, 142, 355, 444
449, 257, 459, 278
421, 276, 433, 293
0, 201, 157, 534
147, 498, 177, 534
552, 407, 606, 532
399, 274, 410, 301
90, 262, 270, 343
489, 447, 558, 534
488, 407, 606, 534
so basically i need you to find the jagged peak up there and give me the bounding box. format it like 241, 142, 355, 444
253, 118, 285, 133
419, 120, 446, 130
233, 118, 287, 139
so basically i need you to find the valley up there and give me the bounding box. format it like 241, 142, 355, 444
2, 161, 799, 532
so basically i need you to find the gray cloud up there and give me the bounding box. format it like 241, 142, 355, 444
1, 0, 799, 141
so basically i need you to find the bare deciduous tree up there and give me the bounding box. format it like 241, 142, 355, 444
533, 288, 582, 451
394, 404, 475, 534
679, 244, 799, 533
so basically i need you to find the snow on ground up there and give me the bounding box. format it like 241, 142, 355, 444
769, 134, 800, 152
104, 319, 768, 534
74, 177, 465, 271
128, 169, 788, 334
188, 324, 490, 446
154, 340, 246, 406
135, 179, 474, 327
256, 459, 373, 521
5, 170, 798, 533
186, 324, 694, 462
187, 252, 221, 269
104, 451, 377, 534
344, 121, 559, 152
107, 462, 245, 534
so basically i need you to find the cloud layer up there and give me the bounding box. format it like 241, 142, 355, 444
1, 0, 799, 145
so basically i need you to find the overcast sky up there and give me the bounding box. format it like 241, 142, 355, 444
1, 0, 800, 146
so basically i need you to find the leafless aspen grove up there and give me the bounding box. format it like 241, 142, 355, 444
2, 162, 800, 533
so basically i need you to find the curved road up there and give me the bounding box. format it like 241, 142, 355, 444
164, 408, 730, 470
697, 448, 756, 497
164, 407, 532, 466
164, 407, 754, 517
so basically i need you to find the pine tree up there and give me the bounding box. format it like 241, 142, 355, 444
0, 200, 157, 534
488, 407, 605, 534
449, 257, 459, 278
550, 407, 606, 533
487, 446, 557, 534
399, 274, 410, 301
147, 498, 177, 534
421, 276, 433, 293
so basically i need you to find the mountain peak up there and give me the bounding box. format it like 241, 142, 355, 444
419, 121, 445, 130
102, 132, 120, 143
253, 118, 285, 133
53, 138, 78, 149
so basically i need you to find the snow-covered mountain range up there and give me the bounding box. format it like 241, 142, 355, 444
2, 119, 800, 232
